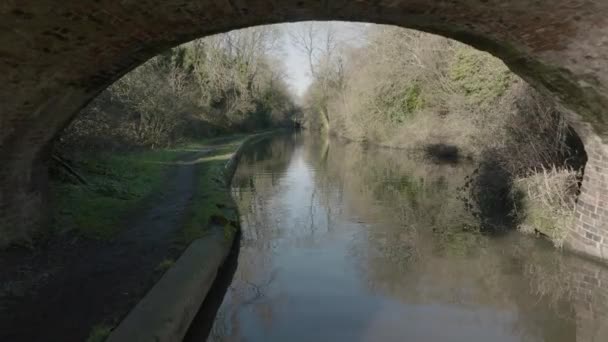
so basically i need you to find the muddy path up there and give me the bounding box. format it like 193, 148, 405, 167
0, 147, 214, 342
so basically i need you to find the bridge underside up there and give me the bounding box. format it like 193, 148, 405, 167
1, 0, 608, 259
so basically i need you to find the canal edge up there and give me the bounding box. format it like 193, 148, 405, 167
106, 131, 278, 342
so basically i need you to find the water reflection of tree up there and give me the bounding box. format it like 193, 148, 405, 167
301, 133, 604, 342
303, 133, 481, 260
210, 135, 299, 341
231, 134, 298, 189
212, 133, 608, 342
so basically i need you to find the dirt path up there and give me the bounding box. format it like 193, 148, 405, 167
0, 147, 214, 342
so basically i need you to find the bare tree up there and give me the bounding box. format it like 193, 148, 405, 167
289, 22, 337, 78
289, 22, 343, 130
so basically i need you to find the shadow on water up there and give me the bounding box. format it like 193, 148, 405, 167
183, 231, 241, 342
462, 125, 589, 234
424, 143, 461, 164
465, 156, 519, 233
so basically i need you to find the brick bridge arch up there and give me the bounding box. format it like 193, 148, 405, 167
1, 1, 608, 260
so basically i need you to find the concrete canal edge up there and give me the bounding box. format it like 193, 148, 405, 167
106, 132, 275, 342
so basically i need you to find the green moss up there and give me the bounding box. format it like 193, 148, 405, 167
51, 148, 184, 239
51, 135, 247, 241
375, 82, 425, 124
85, 324, 112, 342
449, 47, 514, 105
155, 258, 175, 273
404, 84, 424, 114
175, 139, 243, 248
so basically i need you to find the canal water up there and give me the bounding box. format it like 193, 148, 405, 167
198, 133, 608, 342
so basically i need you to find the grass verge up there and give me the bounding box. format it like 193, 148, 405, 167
174, 138, 244, 249
55, 133, 268, 342
51, 134, 247, 240
51, 148, 184, 239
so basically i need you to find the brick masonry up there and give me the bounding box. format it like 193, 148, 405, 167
2, 1, 608, 259
567, 124, 608, 260
561, 109, 608, 260
567, 257, 608, 341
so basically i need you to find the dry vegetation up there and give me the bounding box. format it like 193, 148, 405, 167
299, 24, 587, 244
512, 167, 581, 247
59, 26, 297, 153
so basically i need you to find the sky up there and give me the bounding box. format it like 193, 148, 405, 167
275, 22, 370, 98
281, 25, 311, 98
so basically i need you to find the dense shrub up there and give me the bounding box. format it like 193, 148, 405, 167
59, 26, 297, 154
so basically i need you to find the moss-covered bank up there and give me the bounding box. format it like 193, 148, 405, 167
102, 132, 277, 342
51, 134, 252, 241
44, 132, 279, 342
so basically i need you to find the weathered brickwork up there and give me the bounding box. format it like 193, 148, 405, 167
570, 145, 608, 260
568, 258, 608, 341
564, 111, 608, 261
2, 1, 608, 259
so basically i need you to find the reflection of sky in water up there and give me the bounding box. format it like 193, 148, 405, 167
204, 133, 608, 342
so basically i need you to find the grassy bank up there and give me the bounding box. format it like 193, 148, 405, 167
176, 137, 244, 248
51, 135, 247, 241
52, 148, 180, 239
50, 134, 257, 342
